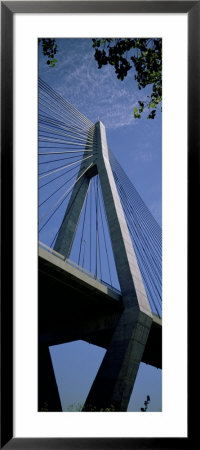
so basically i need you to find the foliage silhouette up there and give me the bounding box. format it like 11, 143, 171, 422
92, 38, 162, 119
39, 38, 58, 68
141, 395, 151, 411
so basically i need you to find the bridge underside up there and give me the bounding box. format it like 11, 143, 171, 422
38, 249, 162, 411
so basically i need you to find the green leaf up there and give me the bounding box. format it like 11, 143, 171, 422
149, 101, 156, 108
134, 111, 141, 119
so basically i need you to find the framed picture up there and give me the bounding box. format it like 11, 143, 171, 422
1, 1, 197, 448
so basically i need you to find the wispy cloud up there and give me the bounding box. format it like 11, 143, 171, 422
133, 150, 153, 163
39, 39, 146, 130
150, 200, 162, 226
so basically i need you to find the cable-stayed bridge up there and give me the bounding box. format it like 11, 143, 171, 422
38, 78, 162, 412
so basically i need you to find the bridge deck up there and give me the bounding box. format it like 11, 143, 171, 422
39, 247, 162, 369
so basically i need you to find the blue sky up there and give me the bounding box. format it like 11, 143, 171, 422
39, 38, 162, 412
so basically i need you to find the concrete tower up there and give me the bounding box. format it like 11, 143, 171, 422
53, 121, 153, 411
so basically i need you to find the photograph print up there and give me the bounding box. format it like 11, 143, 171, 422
38, 38, 162, 413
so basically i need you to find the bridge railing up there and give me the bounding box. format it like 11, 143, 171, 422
39, 241, 121, 296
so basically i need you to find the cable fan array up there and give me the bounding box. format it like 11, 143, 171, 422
38, 78, 162, 316
109, 150, 162, 317
38, 78, 120, 292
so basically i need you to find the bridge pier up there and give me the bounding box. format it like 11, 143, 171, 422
83, 309, 152, 411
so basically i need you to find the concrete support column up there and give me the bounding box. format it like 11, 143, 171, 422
54, 125, 97, 257
96, 121, 151, 315
83, 309, 152, 411
53, 175, 91, 257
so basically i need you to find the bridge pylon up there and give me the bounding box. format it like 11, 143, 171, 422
51, 121, 153, 412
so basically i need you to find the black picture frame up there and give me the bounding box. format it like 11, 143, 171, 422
1, 1, 197, 449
